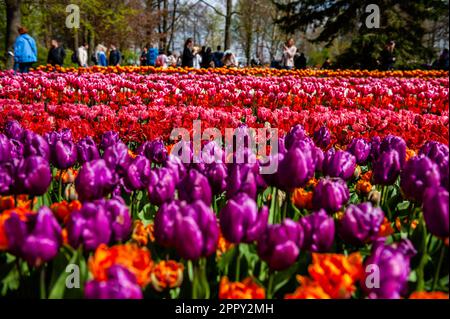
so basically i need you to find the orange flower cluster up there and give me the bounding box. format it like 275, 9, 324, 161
395, 217, 418, 232
219, 277, 265, 299
35, 64, 449, 78
150, 260, 184, 292
0, 195, 34, 211
132, 220, 155, 246
378, 217, 395, 237
285, 253, 363, 299
50, 200, 82, 223
405, 148, 417, 162
356, 171, 373, 195
217, 231, 233, 258
0, 207, 32, 250
89, 243, 153, 287
409, 291, 449, 299
291, 188, 313, 210
55, 168, 78, 184
285, 276, 331, 299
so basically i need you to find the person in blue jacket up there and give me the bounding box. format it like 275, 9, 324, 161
147, 44, 158, 66
95, 44, 108, 67
14, 26, 38, 73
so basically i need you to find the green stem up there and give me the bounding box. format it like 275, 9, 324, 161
40, 266, 47, 299
58, 170, 64, 202
267, 271, 275, 299
235, 244, 241, 282
416, 230, 430, 292
213, 196, 218, 215
432, 244, 446, 291
269, 187, 277, 224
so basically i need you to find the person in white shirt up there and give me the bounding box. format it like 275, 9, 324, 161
77, 43, 89, 67
155, 50, 169, 69
193, 46, 202, 69
282, 38, 297, 70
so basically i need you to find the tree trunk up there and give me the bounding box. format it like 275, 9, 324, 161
167, 0, 178, 52
224, 0, 232, 50
5, 0, 22, 69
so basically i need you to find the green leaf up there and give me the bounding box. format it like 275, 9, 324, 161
272, 263, 299, 294
48, 249, 78, 299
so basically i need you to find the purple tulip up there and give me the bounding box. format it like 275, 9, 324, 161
338, 203, 384, 245
369, 136, 381, 162
16, 156, 52, 196
312, 146, 324, 172
205, 162, 228, 195
75, 159, 117, 202
179, 169, 212, 205
0, 162, 14, 194
423, 186, 449, 238
22, 130, 50, 161
67, 201, 112, 251
372, 150, 401, 185
139, 139, 168, 164
220, 193, 268, 244
169, 140, 193, 166
154, 200, 181, 247
313, 126, 331, 149
148, 167, 176, 206
174, 201, 219, 260
347, 138, 371, 165
400, 156, 441, 203
100, 131, 120, 150
201, 141, 224, 164
278, 141, 315, 190
53, 140, 78, 169
226, 164, 257, 199
77, 136, 100, 164
164, 155, 187, 185
419, 141, 449, 188
323, 148, 356, 180
5, 207, 62, 266
299, 210, 335, 252
313, 177, 349, 213
362, 238, 416, 299
9, 139, 24, 160
380, 135, 407, 167
104, 198, 132, 242
4, 120, 24, 140
126, 155, 151, 190
419, 141, 449, 164
285, 125, 308, 150
257, 219, 304, 271
85, 265, 143, 299
0, 134, 12, 163
103, 142, 132, 175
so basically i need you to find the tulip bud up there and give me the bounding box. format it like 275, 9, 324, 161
257, 219, 303, 271
312, 177, 349, 213
423, 186, 449, 238
220, 193, 268, 244
299, 209, 335, 252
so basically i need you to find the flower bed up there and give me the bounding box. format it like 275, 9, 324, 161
0, 69, 448, 299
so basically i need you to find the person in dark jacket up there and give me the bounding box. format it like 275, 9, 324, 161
213, 45, 224, 68
380, 40, 396, 70
140, 46, 148, 66
201, 47, 214, 68
295, 52, 307, 69
181, 38, 195, 68
109, 44, 121, 66
47, 39, 66, 66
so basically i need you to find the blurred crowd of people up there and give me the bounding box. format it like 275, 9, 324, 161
9, 26, 450, 73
